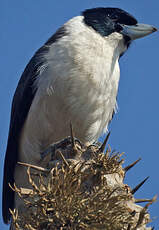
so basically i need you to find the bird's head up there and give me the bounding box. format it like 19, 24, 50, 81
83, 7, 157, 56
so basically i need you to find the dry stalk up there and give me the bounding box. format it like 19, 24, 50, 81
10, 137, 156, 230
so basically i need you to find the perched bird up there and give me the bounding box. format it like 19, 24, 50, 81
3, 7, 157, 227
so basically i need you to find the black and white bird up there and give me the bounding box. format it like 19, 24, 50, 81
3, 7, 157, 227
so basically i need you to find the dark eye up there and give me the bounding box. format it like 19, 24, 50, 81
115, 24, 123, 32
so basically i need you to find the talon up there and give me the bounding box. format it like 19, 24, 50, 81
40, 137, 76, 162
40, 147, 53, 161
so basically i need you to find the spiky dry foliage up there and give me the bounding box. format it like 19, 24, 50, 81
10, 136, 156, 230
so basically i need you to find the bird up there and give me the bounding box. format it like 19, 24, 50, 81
3, 7, 157, 227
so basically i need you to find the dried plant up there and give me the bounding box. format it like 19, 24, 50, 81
10, 134, 156, 230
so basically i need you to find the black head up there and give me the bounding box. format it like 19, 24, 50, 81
82, 7, 137, 38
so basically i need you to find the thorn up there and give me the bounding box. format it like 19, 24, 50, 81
98, 131, 111, 153
124, 158, 141, 173
135, 198, 153, 203
135, 196, 156, 228
131, 176, 149, 194
144, 195, 157, 209
70, 122, 76, 149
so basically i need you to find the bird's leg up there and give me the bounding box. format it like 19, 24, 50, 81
40, 136, 84, 164
40, 137, 72, 162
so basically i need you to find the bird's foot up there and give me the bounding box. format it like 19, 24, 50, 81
40, 137, 71, 162
40, 136, 84, 165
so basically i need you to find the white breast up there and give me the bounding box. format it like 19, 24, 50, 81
19, 16, 124, 163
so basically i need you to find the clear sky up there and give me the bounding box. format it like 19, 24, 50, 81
1, 0, 159, 229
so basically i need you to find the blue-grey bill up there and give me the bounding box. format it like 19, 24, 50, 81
121, 23, 157, 40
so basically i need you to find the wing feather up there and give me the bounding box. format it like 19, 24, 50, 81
2, 26, 67, 223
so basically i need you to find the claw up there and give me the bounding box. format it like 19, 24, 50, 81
40, 137, 73, 162
131, 176, 149, 194
40, 146, 54, 161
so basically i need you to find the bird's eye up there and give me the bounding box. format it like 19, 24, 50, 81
115, 24, 123, 32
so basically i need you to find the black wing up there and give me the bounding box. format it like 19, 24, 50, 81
2, 49, 41, 224
2, 27, 67, 224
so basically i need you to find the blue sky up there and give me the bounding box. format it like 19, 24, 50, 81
1, 0, 159, 229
